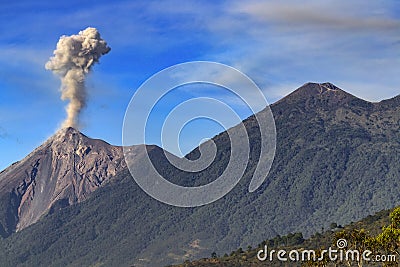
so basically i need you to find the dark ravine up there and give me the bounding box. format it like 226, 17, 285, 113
0, 82, 399, 267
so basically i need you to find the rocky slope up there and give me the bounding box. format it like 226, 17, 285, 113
0, 127, 126, 235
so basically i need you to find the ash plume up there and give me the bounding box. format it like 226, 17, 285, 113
45, 27, 111, 129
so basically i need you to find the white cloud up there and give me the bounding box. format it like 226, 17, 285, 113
230, 1, 400, 32
194, 0, 400, 101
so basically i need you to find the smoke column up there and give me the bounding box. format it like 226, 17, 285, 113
45, 27, 111, 129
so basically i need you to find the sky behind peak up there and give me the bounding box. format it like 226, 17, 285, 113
0, 0, 399, 170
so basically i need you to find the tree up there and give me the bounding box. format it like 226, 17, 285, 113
330, 222, 338, 230
334, 228, 375, 267
329, 207, 400, 267
374, 207, 400, 266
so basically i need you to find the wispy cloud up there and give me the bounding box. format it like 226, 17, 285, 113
190, 0, 400, 101
1, 0, 399, 102
230, 1, 400, 31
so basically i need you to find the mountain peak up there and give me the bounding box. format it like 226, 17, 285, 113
54, 126, 85, 139
275, 82, 357, 107
45, 127, 91, 153
61, 126, 81, 134
0, 127, 126, 234
296, 82, 351, 97
318, 82, 341, 90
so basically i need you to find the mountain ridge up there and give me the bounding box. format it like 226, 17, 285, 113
0, 82, 399, 266
275, 82, 358, 106
275, 82, 399, 106
0, 127, 127, 235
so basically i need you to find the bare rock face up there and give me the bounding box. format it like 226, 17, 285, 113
0, 127, 126, 233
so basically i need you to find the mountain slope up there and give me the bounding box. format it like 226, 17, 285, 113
0, 127, 126, 236
0, 82, 399, 266
255, 82, 399, 235
172, 207, 393, 267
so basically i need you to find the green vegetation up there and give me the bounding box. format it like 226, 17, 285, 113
0, 83, 399, 266
0, 192, 18, 237
172, 208, 394, 267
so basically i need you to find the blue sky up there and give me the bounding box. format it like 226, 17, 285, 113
0, 0, 399, 171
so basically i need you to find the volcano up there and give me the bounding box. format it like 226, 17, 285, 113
0, 127, 126, 235
0, 83, 399, 266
